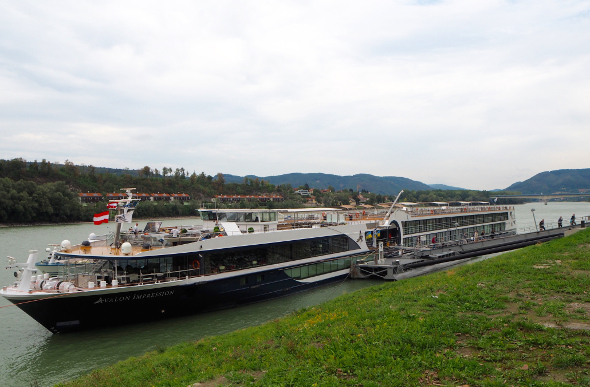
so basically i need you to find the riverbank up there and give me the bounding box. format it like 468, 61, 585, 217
60, 229, 590, 386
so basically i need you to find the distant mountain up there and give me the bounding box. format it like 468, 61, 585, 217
224, 173, 431, 195
428, 184, 466, 191
505, 168, 590, 194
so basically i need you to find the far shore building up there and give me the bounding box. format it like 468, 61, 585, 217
106, 192, 126, 201
78, 193, 103, 203
152, 193, 171, 202
132, 193, 152, 201
170, 193, 190, 202
293, 189, 311, 196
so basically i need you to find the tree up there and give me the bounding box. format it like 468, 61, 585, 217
140, 166, 152, 178
63, 159, 79, 177
7, 158, 26, 180
213, 173, 226, 193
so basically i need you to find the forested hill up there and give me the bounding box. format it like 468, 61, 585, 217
428, 184, 466, 190
505, 168, 590, 194
224, 173, 431, 195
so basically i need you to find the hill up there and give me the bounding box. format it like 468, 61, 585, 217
428, 183, 466, 190
224, 173, 431, 195
505, 168, 590, 194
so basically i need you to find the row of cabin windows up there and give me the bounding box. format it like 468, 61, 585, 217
402, 212, 509, 235
283, 256, 354, 280
114, 256, 198, 278
108, 235, 356, 277
200, 211, 278, 222
402, 222, 508, 247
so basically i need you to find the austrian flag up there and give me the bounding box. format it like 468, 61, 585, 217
93, 211, 109, 225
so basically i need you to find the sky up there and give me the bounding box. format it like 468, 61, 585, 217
1, 1, 589, 190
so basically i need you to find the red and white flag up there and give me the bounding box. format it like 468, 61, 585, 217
107, 202, 117, 209
93, 211, 109, 225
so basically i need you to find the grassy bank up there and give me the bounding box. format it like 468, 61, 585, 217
59, 230, 590, 387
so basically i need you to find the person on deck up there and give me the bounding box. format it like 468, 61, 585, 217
539, 219, 545, 231
558, 216, 563, 228
571, 214, 577, 226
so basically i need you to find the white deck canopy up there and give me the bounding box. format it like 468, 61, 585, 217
220, 222, 242, 236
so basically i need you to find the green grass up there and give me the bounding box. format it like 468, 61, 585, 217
58, 230, 590, 387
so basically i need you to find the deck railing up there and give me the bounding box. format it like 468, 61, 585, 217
407, 206, 514, 217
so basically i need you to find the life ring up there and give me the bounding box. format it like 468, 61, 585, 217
356, 213, 360, 218
192, 260, 200, 270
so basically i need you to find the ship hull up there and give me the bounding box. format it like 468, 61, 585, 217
8, 267, 349, 333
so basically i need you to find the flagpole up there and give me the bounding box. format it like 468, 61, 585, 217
114, 205, 123, 251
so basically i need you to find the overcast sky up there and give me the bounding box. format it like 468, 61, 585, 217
1, 1, 589, 190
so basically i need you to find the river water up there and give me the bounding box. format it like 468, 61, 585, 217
0, 202, 588, 387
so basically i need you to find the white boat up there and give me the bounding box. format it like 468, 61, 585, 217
1, 189, 516, 332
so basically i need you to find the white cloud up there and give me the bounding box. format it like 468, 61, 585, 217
0, 0, 589, 190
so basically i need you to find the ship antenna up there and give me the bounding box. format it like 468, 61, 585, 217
381, 190, 403, 226
113, 188, 137, 249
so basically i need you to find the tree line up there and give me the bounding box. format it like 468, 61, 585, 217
0, 157, 523, 224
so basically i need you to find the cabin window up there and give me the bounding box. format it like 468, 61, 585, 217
300, 266, 309, 278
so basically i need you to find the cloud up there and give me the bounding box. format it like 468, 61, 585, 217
0, 0, 589, 190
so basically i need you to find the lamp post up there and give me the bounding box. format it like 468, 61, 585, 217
531, 208, 537, 231
454, 222, 459, 243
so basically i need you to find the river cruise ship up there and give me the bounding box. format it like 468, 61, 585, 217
1, 190, 515, 332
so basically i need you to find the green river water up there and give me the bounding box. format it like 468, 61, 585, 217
0, 202, 588, 387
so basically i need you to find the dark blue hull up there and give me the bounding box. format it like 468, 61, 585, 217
14, 268, 349, 333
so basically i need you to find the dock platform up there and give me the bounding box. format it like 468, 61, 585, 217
351, 225, 580, 281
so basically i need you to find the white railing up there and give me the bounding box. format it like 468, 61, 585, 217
408, 206, 514, 217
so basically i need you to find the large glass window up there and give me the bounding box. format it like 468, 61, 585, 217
284, 256, 354, 279
201, 235, 356, 274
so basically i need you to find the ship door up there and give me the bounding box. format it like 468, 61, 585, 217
387, 221, 401, 245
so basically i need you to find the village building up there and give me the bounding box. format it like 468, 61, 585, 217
78, 193, 103, 203
170, 193, 190, 202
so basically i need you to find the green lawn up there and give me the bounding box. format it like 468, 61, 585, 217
59, 229, 590, 387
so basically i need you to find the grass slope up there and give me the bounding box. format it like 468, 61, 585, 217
59, 231, 590, 387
